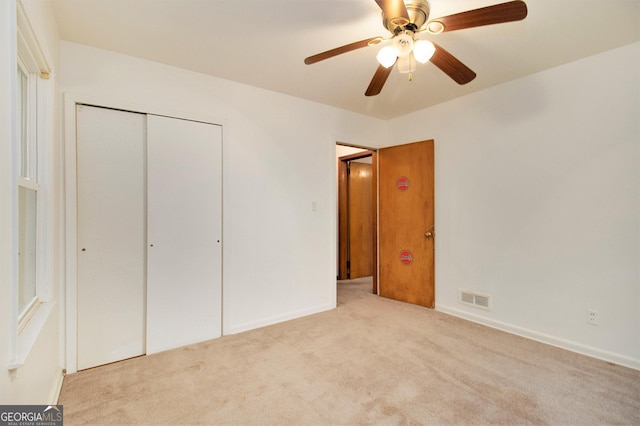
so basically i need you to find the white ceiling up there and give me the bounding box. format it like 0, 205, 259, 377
50, 0, 640, 119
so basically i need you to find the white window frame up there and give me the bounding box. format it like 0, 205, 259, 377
16, 55, 40, 326
9, 0, 55, 370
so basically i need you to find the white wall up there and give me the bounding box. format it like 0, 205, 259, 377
0, 0, 62, 403
60, 41, 639, 370
59, 42, 387, 338
388, 42, 640, 368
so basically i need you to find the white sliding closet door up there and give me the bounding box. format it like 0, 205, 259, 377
76, 105, 146, 370
146, 115, 222, 354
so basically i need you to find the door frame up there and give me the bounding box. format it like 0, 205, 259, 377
337, 149, 378, 294
63, 93, 226, 374
336, 140, 436, 300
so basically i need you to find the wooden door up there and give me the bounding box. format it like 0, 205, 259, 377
146, 115, 222, 354
348, 162, 374, 278
378, 140, 435, 308
76, 105, 146, 370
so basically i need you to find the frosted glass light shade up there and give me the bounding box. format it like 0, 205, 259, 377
397, 54, 416, 74
413, 40, 435, 63
376, 46, 397, 68
393, 32, 414, 57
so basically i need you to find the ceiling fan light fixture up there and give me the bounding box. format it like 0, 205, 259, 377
390, 17, 410, 28
376, 46, 397, 68
413, 39, 435, 63
397, 54, 416, 74
392, 31, 414, 57
305, 0, 527, 95
426, 20, 445, 34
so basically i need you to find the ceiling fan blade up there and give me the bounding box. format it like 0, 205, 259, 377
374, 0, 410, 24
430, 43, 476, 85
304, 37, 382, 65
430, 0, 527, 33
365, 64, 394, 96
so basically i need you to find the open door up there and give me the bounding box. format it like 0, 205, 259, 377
347, 161, 374, 278
378, 140, 435, 308
337, 149, 378, 293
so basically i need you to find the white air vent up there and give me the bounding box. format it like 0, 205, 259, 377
459, 289, 491, 310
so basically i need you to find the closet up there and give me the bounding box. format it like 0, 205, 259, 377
76, 105, 222, 370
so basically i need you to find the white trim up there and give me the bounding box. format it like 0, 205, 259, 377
17, 297, 38, 329
225, 303, 335, 336
63, 92, 227, 374
8, 300, 55, 370
8, 0, 19, 372
375, 152, 380, 296
63, 96, 77, 373
436, 304, 640, 371
16, 1, 51, 74
49, 368, 65, 405
328, 137, 338, 306
36, 73, 54, 302
17, 176, 38, 190
64, 93, 225, 126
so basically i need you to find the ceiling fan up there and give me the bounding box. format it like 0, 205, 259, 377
304, 0, 528, 96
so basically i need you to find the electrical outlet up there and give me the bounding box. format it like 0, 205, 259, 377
587, 309, 598, 326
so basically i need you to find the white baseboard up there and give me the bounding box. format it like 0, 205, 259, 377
50, 368, 65, 404
225, 303, 335, 336
436, 304, 640, 371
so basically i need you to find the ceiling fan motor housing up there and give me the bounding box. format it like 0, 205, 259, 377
382, 0, 431, 33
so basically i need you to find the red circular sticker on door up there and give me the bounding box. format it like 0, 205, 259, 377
396, 176, 410, 191
400, 250, 413, 265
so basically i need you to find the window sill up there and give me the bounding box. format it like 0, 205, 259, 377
8, 300, 56, 370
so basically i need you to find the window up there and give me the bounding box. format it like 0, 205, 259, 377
9, 1, 54, 369
16, 58, 39, 322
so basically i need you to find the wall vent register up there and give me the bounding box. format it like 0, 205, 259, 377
459, 289, 491, 310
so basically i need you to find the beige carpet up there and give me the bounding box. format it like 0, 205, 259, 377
59, 278, 640, 425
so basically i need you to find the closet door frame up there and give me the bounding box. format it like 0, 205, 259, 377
64, 94, 225, 374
